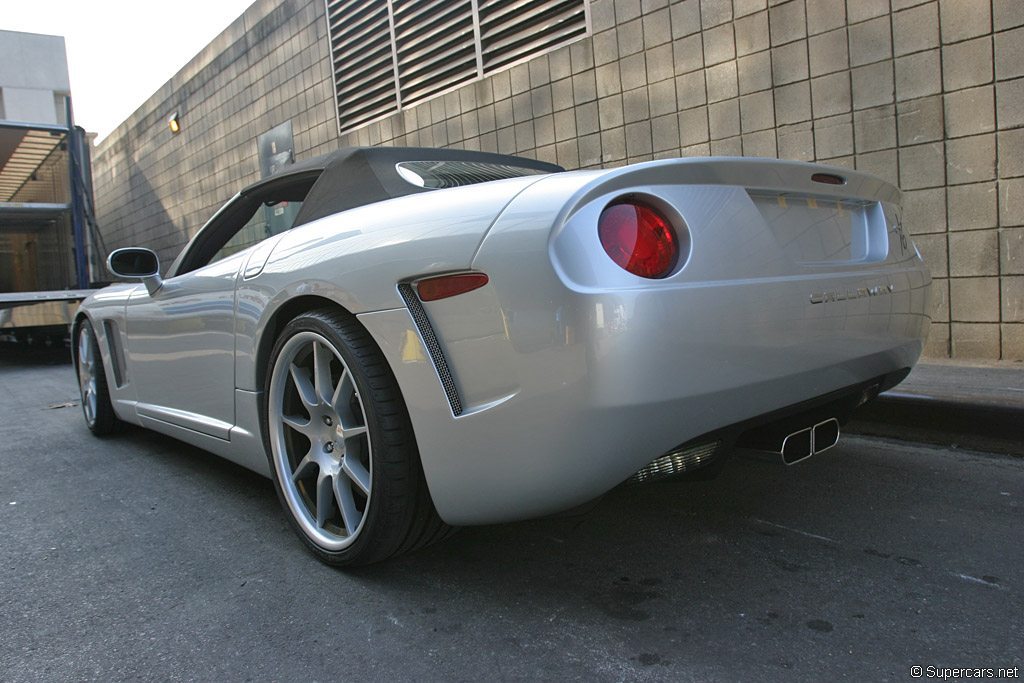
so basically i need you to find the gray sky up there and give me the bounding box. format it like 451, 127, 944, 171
3, 0, 255, 141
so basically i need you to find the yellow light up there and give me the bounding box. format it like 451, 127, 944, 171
168, 112, 181, 134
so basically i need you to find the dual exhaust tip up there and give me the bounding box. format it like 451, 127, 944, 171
779, 418, 841, 465
737, 417, 842, 465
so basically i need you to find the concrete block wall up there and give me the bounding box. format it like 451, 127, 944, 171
92, 0, 1024, 360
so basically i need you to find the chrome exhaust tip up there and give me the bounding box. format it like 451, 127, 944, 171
781, 427, 814, 465
781, 418, 841, 465
736, 415, 843, 465
813, 418, 841, 453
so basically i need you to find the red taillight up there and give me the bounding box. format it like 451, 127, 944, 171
416, 272, 489, 301
598, 200, 678, 278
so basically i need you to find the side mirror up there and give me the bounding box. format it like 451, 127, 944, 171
107, 247, 163, 296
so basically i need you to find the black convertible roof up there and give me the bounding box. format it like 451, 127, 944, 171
243, 146, 564, 228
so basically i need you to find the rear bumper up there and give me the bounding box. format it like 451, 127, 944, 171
360, 264, 929, 526
362, 166, 930, 525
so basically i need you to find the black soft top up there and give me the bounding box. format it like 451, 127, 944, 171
243, 146, 563, 229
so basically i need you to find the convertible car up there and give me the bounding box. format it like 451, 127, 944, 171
74, 146, 931, 565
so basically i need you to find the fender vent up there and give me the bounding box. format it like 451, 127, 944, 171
102, 319, 127, 388
397, 283, 464, 416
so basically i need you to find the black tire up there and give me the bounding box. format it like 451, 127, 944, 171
261, 308, 452, 566
75, 319, 119, 436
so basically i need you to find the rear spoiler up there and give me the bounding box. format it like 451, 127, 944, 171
566, 157, 900, 209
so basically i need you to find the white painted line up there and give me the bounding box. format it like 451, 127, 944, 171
750, 518, 838, 544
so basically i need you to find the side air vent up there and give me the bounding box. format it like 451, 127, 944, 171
102, 319, 128, 387
397, 283, 464, 416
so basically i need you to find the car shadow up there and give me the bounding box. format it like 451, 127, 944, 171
336, 442, 1018, 635
91, 418, 1024, 674
112, 424, 276, 494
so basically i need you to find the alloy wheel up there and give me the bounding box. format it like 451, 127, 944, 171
267, 331, 372, 550
77, 325, 98, 426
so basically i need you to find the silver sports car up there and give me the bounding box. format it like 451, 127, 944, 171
74, 147, 931, 565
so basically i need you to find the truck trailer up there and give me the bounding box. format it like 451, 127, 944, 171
0, 118, 99, 346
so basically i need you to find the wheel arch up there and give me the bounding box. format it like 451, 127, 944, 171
70, 308, 122, 434
70, 310, 96, 372
253, 294, 354, 396
258, 303, 453, 563
70, 312, 86, 367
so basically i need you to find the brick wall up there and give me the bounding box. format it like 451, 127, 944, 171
92, 0, 1024, 360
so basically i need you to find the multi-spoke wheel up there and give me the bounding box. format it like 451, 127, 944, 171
75, 319, 118, 435
264, 309, 451, 566
268, 330, 372, 549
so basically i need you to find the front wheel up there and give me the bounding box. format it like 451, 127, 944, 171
263, 309, 451, 566
75, 319, 119, 435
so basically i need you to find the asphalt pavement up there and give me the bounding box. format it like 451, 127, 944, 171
1, 348, 1022, 682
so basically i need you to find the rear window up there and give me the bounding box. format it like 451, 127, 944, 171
396, 160, 550, 189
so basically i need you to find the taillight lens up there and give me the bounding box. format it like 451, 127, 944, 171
416, 272, 489, 301
598, 200, 678, 278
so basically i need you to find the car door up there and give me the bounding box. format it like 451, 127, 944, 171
124, 198, 264, 437
124, 175, 315, 439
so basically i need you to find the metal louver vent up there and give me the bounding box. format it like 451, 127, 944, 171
392, 0, 477, 107
326, 0, 399, 131
324, 0, 589, 133
478, 0, 588, 72
628, 441, 721, 485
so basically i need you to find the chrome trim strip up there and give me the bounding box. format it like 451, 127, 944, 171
135, 402, 233, 440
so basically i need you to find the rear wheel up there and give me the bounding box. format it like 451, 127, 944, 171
263, 309, 451, 566
76, 320, 119, 435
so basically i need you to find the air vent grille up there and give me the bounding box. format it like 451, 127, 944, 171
324, 0, 589, 133
628, 441, 721, 484
393, 0, 478, 107
397, 283, 464, 416
326, 0, 399, 131
478, 0, 588, 72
